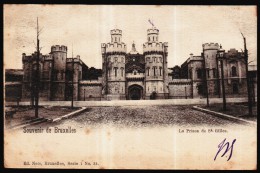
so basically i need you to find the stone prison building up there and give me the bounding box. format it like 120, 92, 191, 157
5, 26, 257, 102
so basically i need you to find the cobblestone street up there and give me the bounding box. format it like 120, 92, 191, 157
35, 105, 245, 129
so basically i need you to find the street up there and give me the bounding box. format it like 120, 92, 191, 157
33, 105, 245, 129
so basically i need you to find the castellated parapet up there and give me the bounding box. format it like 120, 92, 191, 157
51, 45, 67, 53
202, 43, 219, 50
143, 42, 168, 54
110, 29, 122, 35
105, 42, 127, 54
147, 28, 159, 35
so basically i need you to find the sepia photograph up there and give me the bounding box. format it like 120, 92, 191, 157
3, 4, 257, 170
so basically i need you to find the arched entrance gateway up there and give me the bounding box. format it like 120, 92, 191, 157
128, 85, 143, 100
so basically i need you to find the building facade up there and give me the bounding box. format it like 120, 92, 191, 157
101, 27, 169, 100
4, 28, 257, 101
169, 43, 252, 99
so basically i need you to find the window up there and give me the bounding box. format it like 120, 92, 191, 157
78, 71, 81, 80
134, 71, 137, 75
148, 37, 150, 42
121, 68, 124, 77
114, 67, 118, 77
147, 68, 150, 76
213, 68, 217, 78
159, 57, 162, 62
206, 69, 210, 78
153, 36, 154, 41
121, 57, 124, 63
119, 37, 120, 42
115, 37, 117, 42
108, 69, 111, 77
114, 57, 118, 63
146, 57, 150, 62
153, 57, 156, 63
231, 66, 237, 77
233, 83, 238, 94
153, 66, 156, 76
197, 69, 202, 79
159, 67, 162, 76
197, 85, 203, 95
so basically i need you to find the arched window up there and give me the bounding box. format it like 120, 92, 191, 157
114, 57, 118, 63
233, 83, 239, 94
114, 67, 118, 77
153, 66, 156, 76
206, 69, 210, 78
121, 68, 124, 77
197, 69, 202, 79
231, 66, 237, 77
108, 69, 111, 77
153, 57, 156, 62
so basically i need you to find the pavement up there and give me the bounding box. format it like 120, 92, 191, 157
5, 97, 256, 107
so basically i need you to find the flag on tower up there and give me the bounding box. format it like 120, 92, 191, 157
148, 19, 154, 27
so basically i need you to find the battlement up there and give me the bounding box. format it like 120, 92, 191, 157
147, 28, 159, 35
101, 43, 106, 48
143, 42, 166, 53
105, 42, 127, 53
22, 53, 53, 62
111, 29, 122, 35
66, 56, 83, 64
202, 43, 219, 50
51, 45, 67, 52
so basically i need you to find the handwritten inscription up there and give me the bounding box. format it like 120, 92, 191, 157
214, 138, 236, 161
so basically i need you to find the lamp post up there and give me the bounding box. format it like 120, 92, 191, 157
217, 45, 226, 111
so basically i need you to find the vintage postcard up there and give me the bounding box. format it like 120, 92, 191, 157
4, 5, 257, 170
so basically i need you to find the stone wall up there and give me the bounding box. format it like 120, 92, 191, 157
168, 79, 193, 99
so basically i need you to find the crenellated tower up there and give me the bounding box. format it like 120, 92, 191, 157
101, 29, 127, 100
143, 27, 169, 99
202, 43, 220, 96
50, 45, 67, 100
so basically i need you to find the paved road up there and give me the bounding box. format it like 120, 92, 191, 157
32, 105, 244, 129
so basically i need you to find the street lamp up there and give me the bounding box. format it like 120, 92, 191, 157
217, 45, 226, 111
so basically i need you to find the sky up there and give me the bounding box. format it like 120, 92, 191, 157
4, 5, 257, 69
